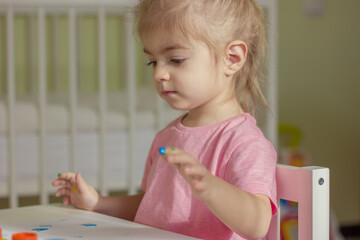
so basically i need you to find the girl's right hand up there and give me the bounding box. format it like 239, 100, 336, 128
52, 172, 99, 211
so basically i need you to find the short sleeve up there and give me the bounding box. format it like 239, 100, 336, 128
225, 136, 278, 215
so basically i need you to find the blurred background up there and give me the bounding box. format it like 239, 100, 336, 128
277, 0, 360, 229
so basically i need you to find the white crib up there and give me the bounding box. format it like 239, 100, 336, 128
0, 0, 279, 208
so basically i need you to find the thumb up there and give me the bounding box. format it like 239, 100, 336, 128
75, 172, 87, 192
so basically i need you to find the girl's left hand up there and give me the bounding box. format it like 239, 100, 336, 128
160, 147, 215, 201
52, 172, 99, 211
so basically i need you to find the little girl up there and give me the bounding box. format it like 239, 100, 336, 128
52, 1, 278, 239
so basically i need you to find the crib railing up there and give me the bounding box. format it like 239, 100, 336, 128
1, 0, 139, 208
0, 0, 278, 209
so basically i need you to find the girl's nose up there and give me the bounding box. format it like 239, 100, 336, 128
153, 65, 170, 82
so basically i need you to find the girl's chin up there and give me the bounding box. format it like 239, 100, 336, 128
165, 102, 189, 111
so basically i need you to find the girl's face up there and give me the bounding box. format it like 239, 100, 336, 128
142, 29, 233, 114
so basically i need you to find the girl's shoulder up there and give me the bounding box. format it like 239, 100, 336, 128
216, 114, 276, 155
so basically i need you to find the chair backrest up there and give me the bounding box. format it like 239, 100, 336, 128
266, 164, 330, 240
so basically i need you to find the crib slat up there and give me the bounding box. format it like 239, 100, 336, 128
264, 0, 279, 150
27, 14, 36, 96
125, 12, 137, 195
98, 7, 108, 196
38, 7, 48, 205
6, 5, 18, 208
51, 15, 60, 93
69, 8, 78, 173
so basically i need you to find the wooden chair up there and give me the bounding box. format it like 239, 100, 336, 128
266, 164, 330, 239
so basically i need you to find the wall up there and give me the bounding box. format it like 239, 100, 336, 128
278, 0, 360, 224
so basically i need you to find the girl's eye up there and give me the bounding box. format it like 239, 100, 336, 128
171, 59, 185, 64
146, 58, 185, 67
146, 61, 157, 67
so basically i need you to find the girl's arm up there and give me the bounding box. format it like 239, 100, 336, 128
52, 172, 144, 221
161, 147, 272, 239
93, 194, 144, 221
202, 177, 272, 239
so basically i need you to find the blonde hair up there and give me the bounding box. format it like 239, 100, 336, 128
134, 0, 268, 115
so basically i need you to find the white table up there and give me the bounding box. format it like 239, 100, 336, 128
0, 204, 200, 239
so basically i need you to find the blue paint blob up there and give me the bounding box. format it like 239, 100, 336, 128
81, 223, 97, 227
32, 227, 49, 232
159, 146, 166, 155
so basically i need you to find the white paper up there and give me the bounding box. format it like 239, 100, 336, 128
2, 214, 195, 240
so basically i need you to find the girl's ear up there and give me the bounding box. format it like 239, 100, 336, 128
223, 40, 247, 77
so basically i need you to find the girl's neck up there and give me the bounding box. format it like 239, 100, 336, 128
181, 98, 244, 127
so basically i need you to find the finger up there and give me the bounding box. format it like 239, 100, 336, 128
63, 196, 70, 205
55, 187, 71, 197
167, 153, 195, 168
55, 180, 74, 190
158, 147, 194, 167
159, 146, 178, 156
52, 179, 62, 187
52, 179, 71, 187
184, 165, 206, 180
178, 167, 203, 184
192, 179, 208, 192
75, 172, 86, 193
58, 172, 76, 182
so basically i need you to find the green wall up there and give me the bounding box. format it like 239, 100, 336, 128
278, 0, 360, 224
0, 15, 148, 96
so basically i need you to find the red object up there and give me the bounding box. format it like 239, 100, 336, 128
12, 233, 37, 240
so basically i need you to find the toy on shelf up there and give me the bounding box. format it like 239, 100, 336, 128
278, 124, 309, 240
278, 124, 311, 167
278, 123, 344, 240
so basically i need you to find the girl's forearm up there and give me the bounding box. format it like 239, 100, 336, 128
93, 193, 144, 221
203, 177, 272, 239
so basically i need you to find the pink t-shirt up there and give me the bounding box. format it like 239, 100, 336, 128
134, 113, 278, 240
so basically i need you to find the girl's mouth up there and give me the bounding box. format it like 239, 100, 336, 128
161, 90, 177, 97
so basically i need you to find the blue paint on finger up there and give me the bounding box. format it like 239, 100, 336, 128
159, 147, 166, 155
